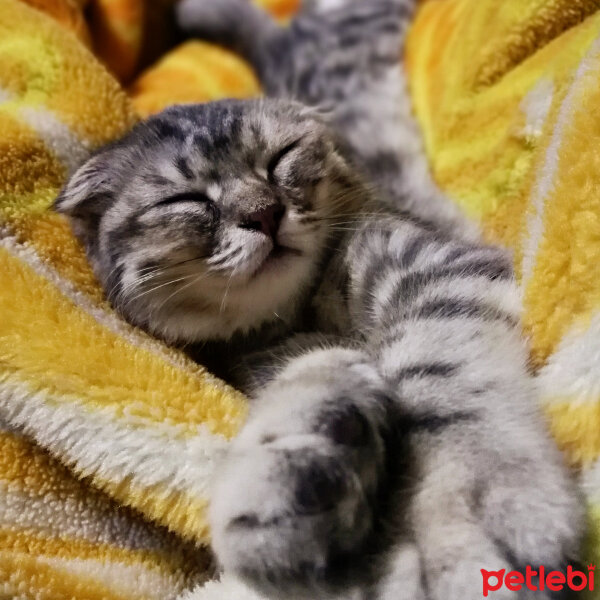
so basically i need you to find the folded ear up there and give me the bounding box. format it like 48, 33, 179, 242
53, 152, 117, 244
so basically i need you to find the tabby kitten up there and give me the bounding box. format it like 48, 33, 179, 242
54, 0, 584, 598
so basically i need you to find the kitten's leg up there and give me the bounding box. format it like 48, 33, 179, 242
349, 219, 585, 599
175, 0, 280, 72
209, 346, 422, 597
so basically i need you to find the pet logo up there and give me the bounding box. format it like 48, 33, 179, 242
481, 565, 595, 596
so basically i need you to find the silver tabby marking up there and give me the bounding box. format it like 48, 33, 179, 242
54, 0, 584, 598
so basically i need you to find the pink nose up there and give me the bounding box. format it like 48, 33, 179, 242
242, 204, 285, 239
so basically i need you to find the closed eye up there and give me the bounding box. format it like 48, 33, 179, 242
267, 139, 302, 182
154, 192, 211, 208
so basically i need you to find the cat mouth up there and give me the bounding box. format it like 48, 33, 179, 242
253, 244, 302, 277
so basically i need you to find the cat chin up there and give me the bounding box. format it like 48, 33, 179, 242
250, 245, 303, 279
139, 250, 318, 344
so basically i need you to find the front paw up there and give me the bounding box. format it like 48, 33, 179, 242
210, 348, 392, 595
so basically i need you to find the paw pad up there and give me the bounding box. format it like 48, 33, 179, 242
295, 461, 348, 514
323, 405, 370, 447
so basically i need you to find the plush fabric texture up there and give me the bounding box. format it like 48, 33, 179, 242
129, 41, 261, 118
127, 0, 297, 116
406, 0, 600, 570
0, 0, 598, 598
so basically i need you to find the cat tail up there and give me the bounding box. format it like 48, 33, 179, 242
175, 0, 280, 76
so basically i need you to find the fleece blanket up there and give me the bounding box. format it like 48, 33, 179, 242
0, 0, 598, 598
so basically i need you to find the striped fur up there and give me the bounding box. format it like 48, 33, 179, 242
55, 0, 584, 598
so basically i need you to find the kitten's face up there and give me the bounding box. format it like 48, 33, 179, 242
55, 100, 355, 342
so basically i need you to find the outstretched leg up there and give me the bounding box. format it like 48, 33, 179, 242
346, 217, 584, 599
209, 347, 419, 597
176, 0, 281, 75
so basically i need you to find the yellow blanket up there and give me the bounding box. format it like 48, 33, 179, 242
0, 0, 598, 598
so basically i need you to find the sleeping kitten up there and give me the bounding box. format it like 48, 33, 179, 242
54, 0, 584, 598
